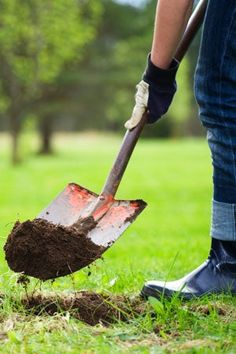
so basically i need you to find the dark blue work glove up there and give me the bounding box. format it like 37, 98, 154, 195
125, 54, 179, 129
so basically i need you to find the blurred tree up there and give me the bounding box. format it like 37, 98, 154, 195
62, 0, 146, 133
38, 115, 54, 155
0, 0, 102, 163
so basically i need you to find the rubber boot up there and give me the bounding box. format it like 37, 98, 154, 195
141, 238, 236, 300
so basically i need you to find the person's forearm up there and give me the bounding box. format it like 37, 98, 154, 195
151, 0, 193, 69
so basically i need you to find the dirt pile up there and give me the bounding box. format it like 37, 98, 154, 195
4, 217, 106, 280
22, 291, 146, 326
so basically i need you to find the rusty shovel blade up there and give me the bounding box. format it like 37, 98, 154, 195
38, 183, 147, 248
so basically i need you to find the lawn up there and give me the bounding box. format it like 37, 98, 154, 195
0, 132, 235, 353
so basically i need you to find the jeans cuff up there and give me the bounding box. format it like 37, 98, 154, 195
211, 200, 236, 241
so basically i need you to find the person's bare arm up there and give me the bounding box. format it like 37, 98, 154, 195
151, 0, 193, 69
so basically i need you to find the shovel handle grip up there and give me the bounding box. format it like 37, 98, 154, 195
101, 0, 208, 199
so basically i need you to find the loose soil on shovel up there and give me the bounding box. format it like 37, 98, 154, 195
4, 217, 106, 280
22, 291, 146, 326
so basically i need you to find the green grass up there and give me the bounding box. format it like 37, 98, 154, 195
0, 132, 235, 353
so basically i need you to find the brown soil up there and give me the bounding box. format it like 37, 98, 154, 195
22, 291, 146, 326
4, 217, 106, 281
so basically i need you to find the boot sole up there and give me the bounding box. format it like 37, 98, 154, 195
141, 284, 236, 301
141, 284, 199, 301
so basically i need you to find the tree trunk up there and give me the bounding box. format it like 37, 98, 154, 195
9, 111, 21, 165
39, 116, 54, 154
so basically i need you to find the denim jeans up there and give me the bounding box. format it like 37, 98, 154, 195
195, 0, 236, 241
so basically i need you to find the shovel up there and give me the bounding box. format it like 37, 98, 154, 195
5, 0, 208, 280
39, 0, 207, 251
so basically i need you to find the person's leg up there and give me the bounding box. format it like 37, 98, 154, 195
196, 1, 236, 238
142, 0, 236, 299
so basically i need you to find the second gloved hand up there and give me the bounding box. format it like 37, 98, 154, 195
125, 55, 179, 130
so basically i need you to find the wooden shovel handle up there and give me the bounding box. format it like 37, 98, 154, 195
101, 0, 208, 199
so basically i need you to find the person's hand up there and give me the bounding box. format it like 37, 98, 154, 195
125, 55, 179, 130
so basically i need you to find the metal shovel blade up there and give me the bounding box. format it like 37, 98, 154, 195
38, 183, 147, 248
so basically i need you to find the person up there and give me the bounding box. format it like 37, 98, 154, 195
125, 0, 236, 299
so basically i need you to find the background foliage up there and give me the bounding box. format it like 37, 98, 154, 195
0, 0, 204, 164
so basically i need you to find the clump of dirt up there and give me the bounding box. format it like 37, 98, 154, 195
22, 291, 146, 326
4, 217, 106, 281
17, 274, 30, 286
